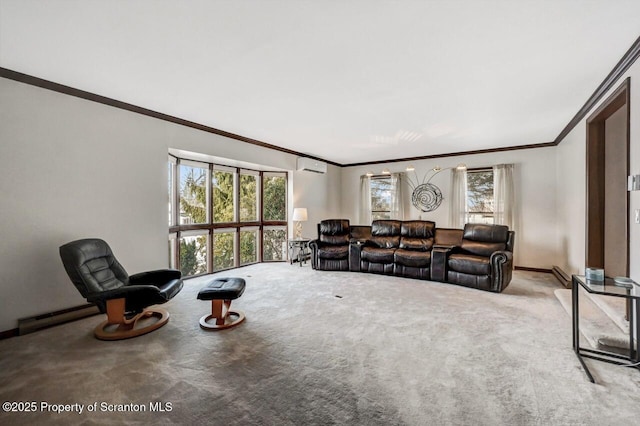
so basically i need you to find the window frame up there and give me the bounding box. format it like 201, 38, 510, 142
262, 225, 288, 262
169, 157, 288, 277
178, 230, 209, 277
178, 159, 210, 225
369, 175, 392, 220
239, 169, 260, 224
465, 167, 495, 225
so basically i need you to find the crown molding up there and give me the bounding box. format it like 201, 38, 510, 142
343, 142, 556, 168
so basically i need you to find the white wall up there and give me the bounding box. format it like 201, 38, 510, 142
557, 59, 640, 284
340, 147, 559, 269
292, 166, 342, 239
0, 77, 341, 331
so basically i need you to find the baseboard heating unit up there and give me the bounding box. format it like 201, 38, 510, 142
552, 265, 571, 288
18, 303, 100, 335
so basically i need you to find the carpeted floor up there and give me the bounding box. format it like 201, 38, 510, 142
1, 265, 640, 425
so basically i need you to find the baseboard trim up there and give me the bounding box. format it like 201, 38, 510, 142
0, 328, 19, 340
551, 265, 571, 288
17, 303, 100, 336
514, 266, 552, 274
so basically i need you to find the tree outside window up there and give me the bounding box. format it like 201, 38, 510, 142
179, 164, 208, 224
262, 173, 287, 261
213, 170, 235, 223
240, 173, 258, 222
263, 175, 286, 221
179, 234, 207, 276
370, 176, 392, 220
263, 228, 287, 261
240, 228, 259, 265
213, 230, 235, 271
466, 169, 494, 224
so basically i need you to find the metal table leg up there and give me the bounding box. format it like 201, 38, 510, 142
573, 278, 595, 383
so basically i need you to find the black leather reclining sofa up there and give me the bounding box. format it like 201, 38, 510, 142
309, 219, 515, 293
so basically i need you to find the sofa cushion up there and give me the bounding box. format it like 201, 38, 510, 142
394, 249, 431, 268
320, 234, 350, 245
460, 240, 506, 257
399, 238, 433, 251
370, 220, 401, 248
448, 254, 491, 275
361, 247, 395, 264
318, 245, 349, 260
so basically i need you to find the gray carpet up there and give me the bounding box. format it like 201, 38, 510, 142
1, 265, 640, 425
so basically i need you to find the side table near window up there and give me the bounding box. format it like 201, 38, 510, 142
288, 238, 311, 266
572, 274, 640, 383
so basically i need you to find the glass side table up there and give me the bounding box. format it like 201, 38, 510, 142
288, 238, 311, 267
572, 274, 640, 383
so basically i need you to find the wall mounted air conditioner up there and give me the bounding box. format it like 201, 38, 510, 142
296, 157, 327, 174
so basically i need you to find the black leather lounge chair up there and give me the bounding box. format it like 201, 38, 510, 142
309, 219, 351, 271
59, 238, 183, 340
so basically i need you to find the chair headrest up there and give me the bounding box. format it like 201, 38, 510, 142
320, 219, 350, 235
462, 224, 509, 243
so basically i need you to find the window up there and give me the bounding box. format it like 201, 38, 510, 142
262, 172, 287, 262
212, 166, 235, 223
466, 169, 494, 224
179, 231, 208, 276
263, 173, 287, 221
179, 161, 209, 225
168, 157, 288, 277
213, 229, 235, 271
370, 176, 392, 220
240, 170, 259, 222
263, 227, 287, 261
240, 227, 259, 265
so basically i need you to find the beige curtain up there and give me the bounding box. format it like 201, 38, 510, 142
389, 173, 406, 220
493, 164, 515, 229
449, 168, 467, 228
359, 175, 371, 225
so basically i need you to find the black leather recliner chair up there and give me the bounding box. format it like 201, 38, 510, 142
359, 220, 402, 275
393, 220, 435, 279
59, 238, 183, 340
446, 224, 515, 292
309, 219, 351, 271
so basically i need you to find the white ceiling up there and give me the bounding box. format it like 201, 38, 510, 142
2, 1, 640, 165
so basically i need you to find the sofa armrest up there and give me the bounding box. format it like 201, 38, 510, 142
433, 244, 456, 250
129, 269, 181, 284
431, 245, 455, 282
309, 239, 319, 269
490, 251, 514, 292
349, 240, 364, 272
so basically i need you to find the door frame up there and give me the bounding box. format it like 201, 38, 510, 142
585, 77, 630, 274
